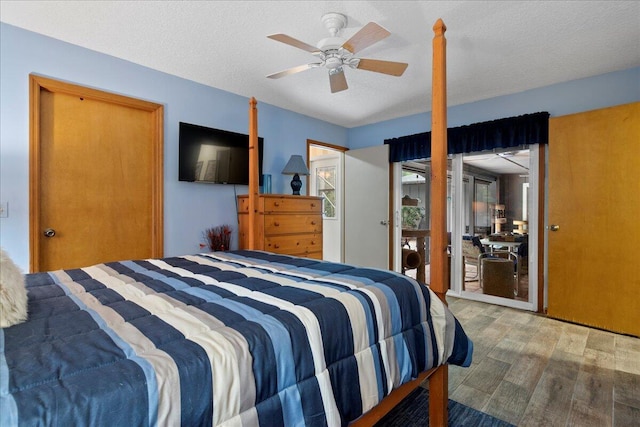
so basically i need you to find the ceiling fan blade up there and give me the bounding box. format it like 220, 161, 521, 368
267, 34, 320, 53
267, 63, 318, 79
329, 69, 348, 93
356, 58, 408, 76
341, 22, 390, 54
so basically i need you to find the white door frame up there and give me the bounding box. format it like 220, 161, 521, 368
449, 148, 540, 312
392, 148, 540, 311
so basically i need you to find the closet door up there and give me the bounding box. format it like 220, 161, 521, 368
548, 102, 639, 336
30, 76, 164, 272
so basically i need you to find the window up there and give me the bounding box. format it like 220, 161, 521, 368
474, 180, 492, 235
316, 166, 336, 218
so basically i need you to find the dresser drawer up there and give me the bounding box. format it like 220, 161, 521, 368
237, 196, 250, 213
264, 234, 322, 255
262, 197, 322, 214
264, 214, 322, 235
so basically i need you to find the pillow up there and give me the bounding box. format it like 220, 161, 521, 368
0, 248, 28, 327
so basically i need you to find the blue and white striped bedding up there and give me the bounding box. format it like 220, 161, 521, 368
1, 250, 472, 426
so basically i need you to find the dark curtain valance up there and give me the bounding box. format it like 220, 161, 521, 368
384, 112, 550, 162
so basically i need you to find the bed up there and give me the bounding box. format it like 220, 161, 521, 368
2, 18, 464, 427
1, 249, 471, 426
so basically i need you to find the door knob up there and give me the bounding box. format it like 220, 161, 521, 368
549, 224, 560, 231
43, 228, 56, 237
380, 220, 389, 226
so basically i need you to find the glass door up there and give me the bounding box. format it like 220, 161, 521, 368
398, 147, 539, 312
399, 159, 453, 286
451, 148, 538, 311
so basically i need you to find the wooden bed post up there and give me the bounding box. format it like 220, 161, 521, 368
429, 18, 449, 427
248, 97, 258, 249
430, 19, 448, 304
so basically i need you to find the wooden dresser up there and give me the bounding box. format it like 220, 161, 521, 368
237, 194, 323, 259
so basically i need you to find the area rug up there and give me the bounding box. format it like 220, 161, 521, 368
374, 387, 515, 427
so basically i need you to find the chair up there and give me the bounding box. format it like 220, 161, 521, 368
481, 252, 519, 298
462, 236, 485, 281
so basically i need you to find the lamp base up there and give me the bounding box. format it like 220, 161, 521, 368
290, 173, 302, 195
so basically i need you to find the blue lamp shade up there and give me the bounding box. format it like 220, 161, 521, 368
282, 155, 309, 195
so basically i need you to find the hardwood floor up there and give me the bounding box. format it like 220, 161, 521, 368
429, 296, 640, 426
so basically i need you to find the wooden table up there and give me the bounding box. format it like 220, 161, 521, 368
402, 229, 430, 283
480, 239, 522, 254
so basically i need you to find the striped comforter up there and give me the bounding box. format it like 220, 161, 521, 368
1, 250, 472, 426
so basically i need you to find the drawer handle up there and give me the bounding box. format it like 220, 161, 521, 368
310, 221, 316, 225
273, 244, 280, 249
274, 202, 280, 207
311, 203, 316, 208
273, 222, 280, 227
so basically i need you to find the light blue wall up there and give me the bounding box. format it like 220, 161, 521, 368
348, 66, 640, 149
0, 23, 347, 271
2, 22, 638, 272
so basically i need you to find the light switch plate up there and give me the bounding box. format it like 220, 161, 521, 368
0, 202, 8, 218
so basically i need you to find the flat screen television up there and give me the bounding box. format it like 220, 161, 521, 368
178, 122, 263, 185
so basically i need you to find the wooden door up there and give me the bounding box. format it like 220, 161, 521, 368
344, 145, 390, 269
548, 102, 640, 336
30, 76, 163, 272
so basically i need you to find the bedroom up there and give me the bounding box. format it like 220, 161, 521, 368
1, 1, 639, 425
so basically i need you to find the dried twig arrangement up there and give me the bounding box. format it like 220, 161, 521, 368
200, 225, 232, 251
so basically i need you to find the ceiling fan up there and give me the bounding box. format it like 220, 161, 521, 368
266, 12, 408, 93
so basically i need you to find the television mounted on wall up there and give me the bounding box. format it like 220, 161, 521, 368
178, 122, 263, 185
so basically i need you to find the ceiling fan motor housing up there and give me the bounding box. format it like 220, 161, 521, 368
317, 37, 343, 51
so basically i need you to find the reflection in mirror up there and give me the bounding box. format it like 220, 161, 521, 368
461, 149, 530, 302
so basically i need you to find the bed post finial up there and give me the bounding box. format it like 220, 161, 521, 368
433, 18, 447, 35
248, 97, 258, 250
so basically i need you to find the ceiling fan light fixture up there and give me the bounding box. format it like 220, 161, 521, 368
325, 53, 343, 70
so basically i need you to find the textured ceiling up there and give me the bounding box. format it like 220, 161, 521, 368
1, 1, 639, 128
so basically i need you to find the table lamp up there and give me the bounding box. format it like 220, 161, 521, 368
282, 155, 309, 195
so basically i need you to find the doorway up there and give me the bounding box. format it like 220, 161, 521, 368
29, 75, 164, 272
308, 140, 346, 262
399, 147, 541, 312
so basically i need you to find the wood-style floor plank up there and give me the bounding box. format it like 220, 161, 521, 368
586, 329, 617, 353
483, 380, 531, 425
461, 356, 511, 395
613, 370, 640, 409
520, 372, 575, 427
614, 401, 640, 427
448, 382, 492, 410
